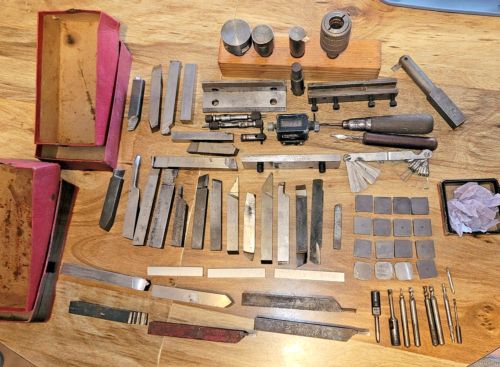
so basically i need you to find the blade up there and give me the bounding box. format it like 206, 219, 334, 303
61, 263, 150, 291
99, 169, 125, 231
69, 301, 148, 325
171, 186, 188, 247
295, 185, 308, 267
277, 183, 289, 264
191, 175, 209, 249
310, 179, 324, 264
151, 285, 233, 308
241, 293, 356, 312
0, 342, 37, 367
122, 155, 141, 239
333, 204, 342, 250
260, 173, 273, 264
243, 193, 256, 261
148, 321, 248, 343
254, 316, 368, 341
147, 169, 178, 248
133, 168, 161, 246
226, 178, 239, 254
210, 179, 223, 251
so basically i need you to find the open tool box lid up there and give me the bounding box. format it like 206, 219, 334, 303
35, 41, 132, 170
0, 159, 77, 322
35, 10, 120, 147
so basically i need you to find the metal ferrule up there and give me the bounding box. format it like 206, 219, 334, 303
342, 118, 371, 131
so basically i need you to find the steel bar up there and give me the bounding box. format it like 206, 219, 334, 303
187, 142, 238, 156
241, 154, 341, 173
122, 155, 141, 239
243, 193, 256, 260
171, 186, 188, 247
277, 183, 290, 264
242, 293, 355, 312
147, 169, 178, 248
210, 179, 223, 251
149, 64, 162, 130
333, 204, 342, 250
295, 185, 308, 267
99, 169, 125, 231
180, 63, 197, 122
128, 76, 145, 131
133, 169, 160, 246
191, 175, 209, 249
161, 60, 182, 135
171, 131, 234, 142
69, 301, 148, 325
310, 179, 324, 264
61, 263, 150, 291
261, 173, 273, 264
152, 156, 238, 170
226, 178, 239, 254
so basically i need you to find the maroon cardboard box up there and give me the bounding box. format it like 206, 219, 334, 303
35, 10, 132, 171
0, 159, 77, 322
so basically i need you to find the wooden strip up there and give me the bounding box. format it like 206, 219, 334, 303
147, 267, 204, 277
207, 268, 265, 278
218, 34, 381, 81
274, 269, 344, 283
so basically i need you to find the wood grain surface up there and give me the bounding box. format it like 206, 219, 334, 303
0, 1, 499, 366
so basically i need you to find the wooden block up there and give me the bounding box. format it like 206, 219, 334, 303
207, 268, 266, 278
147, 267, 204, 277
218, 34, 381, 81
274, 269, 345, 283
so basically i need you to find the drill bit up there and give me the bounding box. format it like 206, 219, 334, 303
442, 283, 455, 343
409, 288, 421, 347
423, 286, 439, 346
429, 286, 445, 345
371, 291, 381, 343
453, 299, 462, 344
446, 267, 456, 294
387, 289, 401, 346
399, 289, 410, 348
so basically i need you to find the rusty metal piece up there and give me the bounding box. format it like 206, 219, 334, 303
241, 293, 355, 312
148, 321, 248, 343
254, 317, 368, 341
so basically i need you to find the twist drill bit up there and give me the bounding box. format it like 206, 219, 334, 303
371, 291, 381, 343
399, 289, 411, 348
446, 267, 456, 294
429, 286, 445, 345
453, 299, 463, 344
442, 284, 455, 343
423, 286, 439, 346
409, 288, 421, 347
387, 289, 401, 346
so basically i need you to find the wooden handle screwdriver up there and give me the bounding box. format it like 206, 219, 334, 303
332, 132, 438, 150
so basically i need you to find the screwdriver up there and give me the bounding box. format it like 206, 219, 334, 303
371, 290, 381, 343
387, 289, 401, 346
332, 132, 438, 151
323, 113, 434, 134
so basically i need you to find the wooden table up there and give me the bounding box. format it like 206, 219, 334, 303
0, 1, 499, 366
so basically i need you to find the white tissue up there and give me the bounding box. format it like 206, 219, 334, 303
447, 182, 500, 236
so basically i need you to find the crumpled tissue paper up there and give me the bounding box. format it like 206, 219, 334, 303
447, 182, 500, 236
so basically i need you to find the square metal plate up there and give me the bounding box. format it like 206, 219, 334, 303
411, 197, 429, 215
375, 240, 394, 259
395, 262, 414, 280
394, 239, 413, 258
355, 195, 373, 213
374, 197, 392, 214
353, 239, 372, 258
413, 218, 432, 236
373, 218, 392, 236
354, 261, 373, 280
393, 197, 412, 214
393, 219, 412, 237
415, 240, 435, 259
416, 259, 438, 279
375, 262, 394, 280
353, 216, 372, 235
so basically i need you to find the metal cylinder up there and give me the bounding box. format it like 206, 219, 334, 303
320, 11, 352, 59
221, 19, 252, 56
290, 62, 305, 96
289, 26, 306, 58
252, 24, 274, 57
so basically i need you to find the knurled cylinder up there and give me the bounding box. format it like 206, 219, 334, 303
289, 26, 306, 58
320, 11, 352, 59
221, 19, 252, 56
